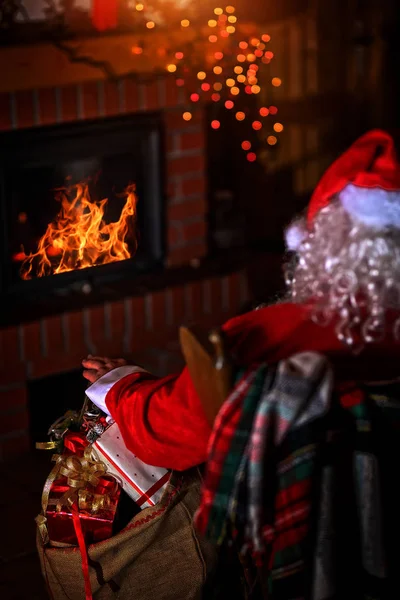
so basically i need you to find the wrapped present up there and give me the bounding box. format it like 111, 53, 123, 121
93, 422, 171, 508
37, 438, 120, 547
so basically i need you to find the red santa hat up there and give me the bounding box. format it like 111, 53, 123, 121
285, 129, 400, 251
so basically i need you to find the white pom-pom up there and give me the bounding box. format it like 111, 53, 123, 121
285, 220, 307, 251
340, 183, 400, 229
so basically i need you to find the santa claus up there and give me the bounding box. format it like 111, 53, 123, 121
83, 129, 400, 471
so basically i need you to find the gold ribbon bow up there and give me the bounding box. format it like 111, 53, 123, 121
37, 445, 118, 545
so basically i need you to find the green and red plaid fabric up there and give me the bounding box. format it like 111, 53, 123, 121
197, 352, 400, 599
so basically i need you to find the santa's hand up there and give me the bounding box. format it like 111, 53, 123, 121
82, 355, 127, 384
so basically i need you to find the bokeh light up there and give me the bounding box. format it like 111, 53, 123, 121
247, 152, 257, 162
252, 121, 262, 130
230, 86, 240, 95
273, 122, 284, 132
272, 77, 282, 87
211, 120, 221, 129
236, 111, 245, 121
183, 112, 192, 121
241, 141, 251, 150
259, 107, 269, 117
267, 135, 278, 145
181, 19, 190, 27
190, 93, 199, 102
197, 71, 207, 80
225, 100, 234, 109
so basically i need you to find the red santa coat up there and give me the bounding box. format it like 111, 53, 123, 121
86, 303, 400, 471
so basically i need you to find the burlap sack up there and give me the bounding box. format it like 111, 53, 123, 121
37, 468, 218, 600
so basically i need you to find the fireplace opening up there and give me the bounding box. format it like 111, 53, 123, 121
28, 369, 88, 447
0, 113, 164, 305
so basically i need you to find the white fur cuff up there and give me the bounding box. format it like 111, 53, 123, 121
86, 365, 148, 415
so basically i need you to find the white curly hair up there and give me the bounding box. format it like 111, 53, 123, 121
285, 199, 400, 348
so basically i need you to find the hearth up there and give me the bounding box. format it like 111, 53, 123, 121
0, 113, 164, 316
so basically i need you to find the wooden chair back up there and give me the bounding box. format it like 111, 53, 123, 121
179, 326, 233, 427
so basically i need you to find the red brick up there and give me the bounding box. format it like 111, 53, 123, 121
180, 131, 205, 151
0, 365, 26, 387
167, 154, 205, 178
167, 179, 179, 200
0, 93, 11, 130
0, 327, 20, 371
144, 80, 159, 111
181, 177, 207, 197
0, 387, 27, 410
124, 78, 139, 113
167, 241, 207, 267
168, 198, 207, 222
167, 223, 182, 248
15, 91, 35, 129
181, 219, 207, 243
170, 286, 186, 326
22, 322, 42, 362
129, 297, 146, 351
186, 281, 204, 324
0, 433, 30, 461
60, 86, 78, 121
88, 305, 106, 348
149, 291, 167, 334
45, 315, 64, 355
167, 133, 176, 153
104, 80, 120, 117
37, 88, 57, 126
110, 301, 125, 333
164, 108, 204, 131
66, 311, 87, 355
0, 409, 29, 436
227, 272, 243, 315
82, 82, 99, 119
209, 277, 224, 319
164, 76, 179, 108
30, 353, 84, 380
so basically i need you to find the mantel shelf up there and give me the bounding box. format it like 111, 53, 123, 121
0, 23, 260, 94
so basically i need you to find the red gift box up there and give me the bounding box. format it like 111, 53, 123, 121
45, 477, 120, 546
39, 433, 121, 547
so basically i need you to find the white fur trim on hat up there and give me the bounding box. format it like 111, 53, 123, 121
284, 219, 308, 251
339, 183, 400, 229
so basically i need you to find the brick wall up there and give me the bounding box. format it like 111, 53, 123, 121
0, 271, 249, 460
0, 74, 251, 460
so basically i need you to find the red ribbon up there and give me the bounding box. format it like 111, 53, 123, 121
72, 504, 93, 600
64, 432, 88, 456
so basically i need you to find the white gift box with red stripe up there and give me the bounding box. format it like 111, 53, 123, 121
93, 422, 170, 509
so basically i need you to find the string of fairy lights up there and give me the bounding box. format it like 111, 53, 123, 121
129, 3, 284, 162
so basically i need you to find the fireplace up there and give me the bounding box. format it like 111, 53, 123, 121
0, 113, 164, 320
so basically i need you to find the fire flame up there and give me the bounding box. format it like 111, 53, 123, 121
15, 183, 137, 280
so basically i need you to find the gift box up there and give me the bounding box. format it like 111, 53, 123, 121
93, 423, 171, 509
39, 440, 121, 547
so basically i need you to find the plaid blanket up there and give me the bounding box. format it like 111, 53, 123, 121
196, 352, 400, 599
